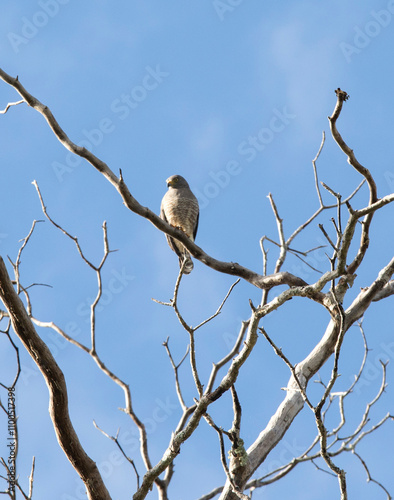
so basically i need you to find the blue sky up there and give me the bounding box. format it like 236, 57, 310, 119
1, 1, 394, 499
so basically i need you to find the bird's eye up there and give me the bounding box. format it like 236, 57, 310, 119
174, 177, 178, 182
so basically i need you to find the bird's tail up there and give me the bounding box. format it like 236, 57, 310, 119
179, 252, 194, 274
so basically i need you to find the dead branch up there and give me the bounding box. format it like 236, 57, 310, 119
27, 457, 35, 500
155, 273, 241, 397
0, 99, 24, 114
217, 353, 392, 499
93, 422, 140, 489
0, 315, 33, 499
0, 67, 311, 293
267, 193, 286, 273
7, 219, 43, 294
219, 245, 394, 499
28, 188, 253, 498
194, 279, 240, 332
312, 131, 326, 207
328, 88, 378, 276
352, 450, 392, 500
261, 313, 348, 499
371, 280, 394, 301
202, 413, 238, 496
134, 310, 262, 500
26, 206, 156, 480
0, 258, 111, 500
33, 180, 101, 271
259, 327, 313, 409
163, 337, 189, 412
2, 67, 394, 500
205, 321, 249, 394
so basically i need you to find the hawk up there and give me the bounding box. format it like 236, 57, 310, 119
160, 175, 199, 274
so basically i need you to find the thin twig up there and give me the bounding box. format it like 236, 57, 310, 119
28, 457, 35, 499
205, 320, 249, 394
33, 180, 98, 270
314, 296, 347, 499
259, 327, 314, 410
7, 220, 43, 294
194, 279, 240, 331
352, 450, 392, 500
312, 131, 326, 207
202, 411, 249, 500
286, 180, 365, 246
267, 193, 287, 273
347, 361, 390, 446
328, 88, 377, 276
163, 337, 189, 411
28, 189, 155, 480
0, 99, 24, 114
93, 421, 140, 489
293, 253, 323, 274
318, 224, 337, 252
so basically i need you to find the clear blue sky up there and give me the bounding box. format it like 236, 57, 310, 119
1, 1, 394, 499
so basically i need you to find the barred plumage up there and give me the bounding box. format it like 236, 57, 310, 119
160, 175, 199, 274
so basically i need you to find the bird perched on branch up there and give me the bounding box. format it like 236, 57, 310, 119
160, 175, 199, 274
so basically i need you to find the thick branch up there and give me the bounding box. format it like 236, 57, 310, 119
0, 258, 111, 500
219, 253, 394, 499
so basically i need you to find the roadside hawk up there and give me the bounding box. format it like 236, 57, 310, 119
160, 175, 199, 274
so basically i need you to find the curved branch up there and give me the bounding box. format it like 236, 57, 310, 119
329, 89, 377, 203
0, 98, 24, 114
328, 88, 378, 275
134, 311, 262, 499
218, 253, 394, 499
205, 320, 249, 395
0, 257, 111, 500
0, 68, 307, 292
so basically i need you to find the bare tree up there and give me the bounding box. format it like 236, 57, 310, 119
0, 68, 393, 500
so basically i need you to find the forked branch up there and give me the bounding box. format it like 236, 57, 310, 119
0, 258, 111, 500
0, 67, 310, 293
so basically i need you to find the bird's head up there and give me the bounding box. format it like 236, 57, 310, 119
166, 175, 189, 189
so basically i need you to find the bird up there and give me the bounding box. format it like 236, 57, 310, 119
160, 175, 199, 274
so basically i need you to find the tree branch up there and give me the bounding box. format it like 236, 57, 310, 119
0, 67, 308, 293
218, 252, 394, 499
0, 257, 111, 500
0, 98, 24, 114
134, 311, 262, 499
93, 422, 140, 489
328, 88, 378, 275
